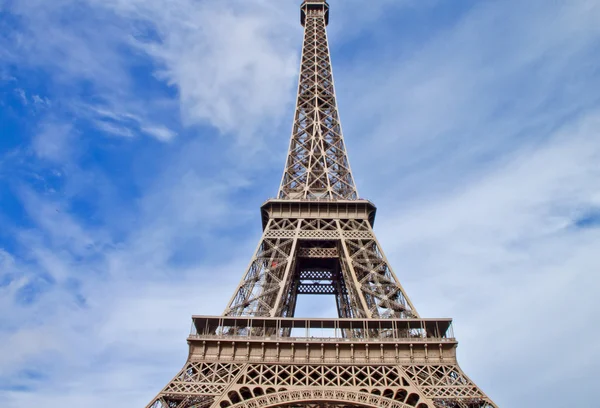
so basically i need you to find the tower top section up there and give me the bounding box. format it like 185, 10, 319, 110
280, 0, 357, 200
301, 0, 329, 26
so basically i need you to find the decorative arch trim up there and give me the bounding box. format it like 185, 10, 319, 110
226, 389, 417, 408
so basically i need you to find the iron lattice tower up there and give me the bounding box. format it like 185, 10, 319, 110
147, 2, 497, 408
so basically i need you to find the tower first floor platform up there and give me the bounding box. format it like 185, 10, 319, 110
147, 316, 496, 408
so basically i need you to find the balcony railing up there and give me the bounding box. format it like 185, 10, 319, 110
190, 315, 455, 342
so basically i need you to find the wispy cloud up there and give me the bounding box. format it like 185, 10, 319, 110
377, 110, 600, 405
92, 120, 135, 138
332, 1, 600, 405
0, 0, 599, 407
31, 121, 77, 162
14, 88, 28, 105
131, 0, 301, 139
1, 165, 256, 405
0, 0, 303, 145
141, 125, 176, 142
340, 0, 600, 196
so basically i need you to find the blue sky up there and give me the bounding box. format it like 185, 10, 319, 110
1, 0, 599, 406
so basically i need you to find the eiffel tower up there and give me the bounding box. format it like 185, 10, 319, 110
147, 1, 497, 407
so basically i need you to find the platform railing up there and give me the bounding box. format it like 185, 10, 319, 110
189, 316, 455, 342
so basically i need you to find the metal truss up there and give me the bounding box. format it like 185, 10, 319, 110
224, 218, 418, 320
403, 365, 493, 405
278, 2, 357, 200
146, 1, 496, 407
147, 360, 495, 408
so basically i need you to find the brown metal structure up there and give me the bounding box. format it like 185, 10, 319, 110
146, 2, 497, 407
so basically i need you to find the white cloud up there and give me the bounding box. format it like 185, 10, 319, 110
31, 94, 51, 107
0, 0, 301, 144
14, 88, 27, 105
31, 121, 77, 163
375, 111, 600, 405
1, 0, 599, 407
331, 1, 600, 403
133, 0, 300, 139
84, 104, 177, 142
0, 165, 255, 406
141, 125, 177, 142
340, 0, 600, 198
92, 120, 135, 138
0, 69, 16, 82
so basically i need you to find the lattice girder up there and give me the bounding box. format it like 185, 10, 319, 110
147, 352, 496, 408
224, 214, 417, 319
279, 6, 357, 200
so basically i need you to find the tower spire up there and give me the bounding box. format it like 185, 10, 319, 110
279, 0, 357, 200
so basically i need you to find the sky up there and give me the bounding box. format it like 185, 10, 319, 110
0, 0, 599, 406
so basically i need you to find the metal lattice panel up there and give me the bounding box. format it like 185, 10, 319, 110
224, 228, 297, 317
297, 247, 338, 258
147, 359, 441, 408
224, 218, 418, 319
147, 360, 496, 408
148, 362, 244, 405
403, 365, 489, 400
433, 399, 496, 408
278, 6, 357, 200
342, 237, 417, 319
149, 396, 214, 408
241, 364, 405, 388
